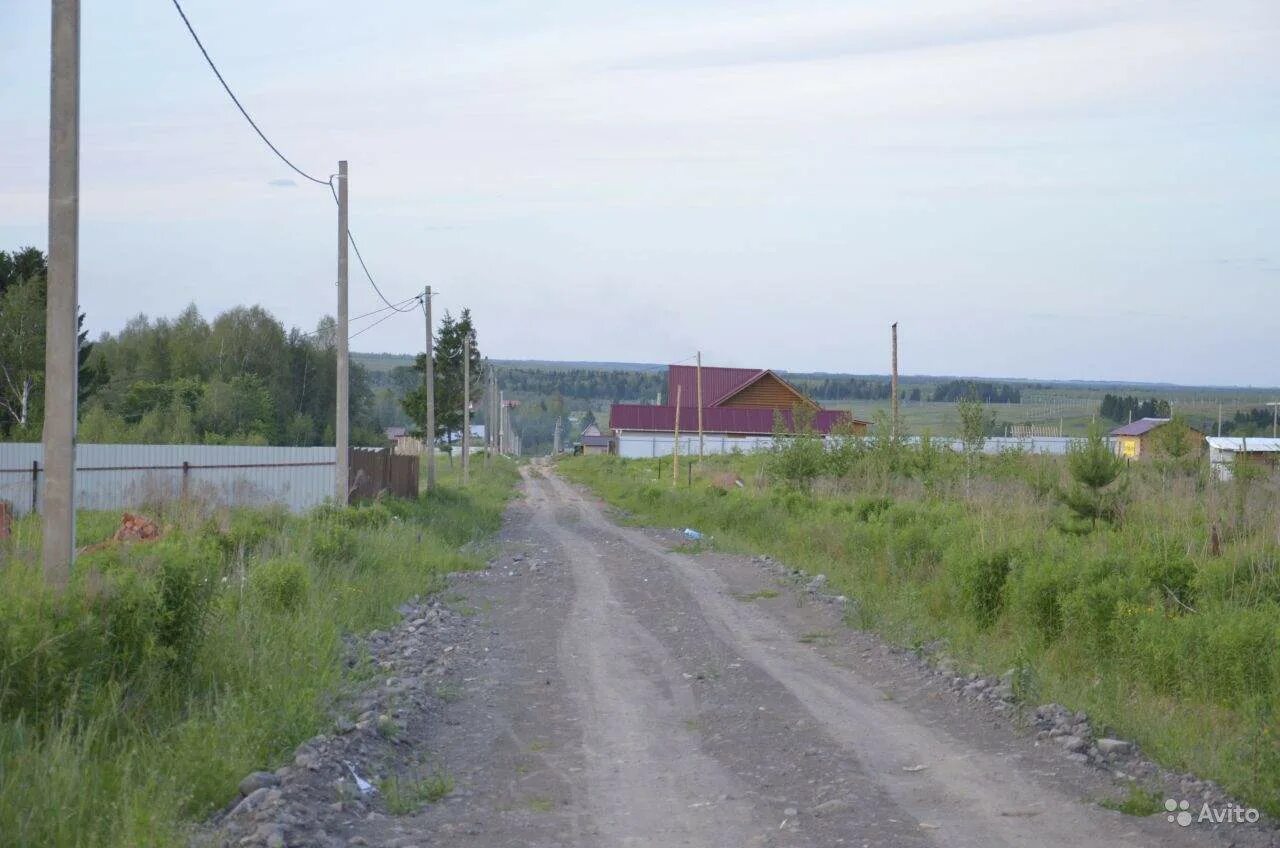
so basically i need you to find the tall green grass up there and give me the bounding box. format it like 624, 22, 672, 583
0, 458, 518, 847
560, 450, 1280, 815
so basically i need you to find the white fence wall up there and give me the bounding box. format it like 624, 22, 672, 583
615, 432, 1095, 460
0, 444, 336, 517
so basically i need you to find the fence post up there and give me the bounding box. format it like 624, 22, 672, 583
687, 460, 692, 487
0, 501, 11, 540
181, 461, 190, 501
31, 460, 39, 514
656, 457, 661, 478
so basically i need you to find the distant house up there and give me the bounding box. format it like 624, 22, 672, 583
609, 364, 867, 458
573, 422, 611, 455
384, 426, 424, 456
1109, 418, 1201, 460
1206, 436, 1280, 481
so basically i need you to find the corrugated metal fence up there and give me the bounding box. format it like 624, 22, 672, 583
0, 444, 339, 517
616, 433, 1099, 459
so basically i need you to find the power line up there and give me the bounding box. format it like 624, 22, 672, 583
297, 295, 422, 339
328, 181, 418, 312
171, 0, 423, 317
169, 0, 330, 187
348, 307, 407, 341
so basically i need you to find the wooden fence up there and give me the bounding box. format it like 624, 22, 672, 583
349, 447, 420, 502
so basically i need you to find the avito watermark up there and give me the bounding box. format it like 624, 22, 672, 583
1165, 798, 1260, 827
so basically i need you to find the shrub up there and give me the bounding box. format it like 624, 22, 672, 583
309, 523, 356, 566
853, 495, 893, 522
1007, 558, 1074, 641
948, 547, 1015, 628
249, 557, 310, 613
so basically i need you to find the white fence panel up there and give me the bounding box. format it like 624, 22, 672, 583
613, 432, 1097, 460
0, 444, 337, 517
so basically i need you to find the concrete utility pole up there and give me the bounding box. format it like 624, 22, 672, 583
1269, 401, 1280, 438
696, 351, 704, 459
671, 385, 682, 488
553, 417, 562, 454
890, 322, 899, 440
1217, 403, 1223, 437
482, 361, 492, 469
423, 285, 436, 490
334, 160, 350, 505
461, 333, 471, 485
42, 0, 81, 583
498, 391, 506, 454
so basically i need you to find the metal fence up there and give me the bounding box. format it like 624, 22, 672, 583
615, 432, 1098, 459
0, 444, 338, 517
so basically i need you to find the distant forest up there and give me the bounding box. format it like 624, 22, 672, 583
491, 367, 665, 403
1099, 394, 1172, 423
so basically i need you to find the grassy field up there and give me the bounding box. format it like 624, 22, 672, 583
0, 458, 518, 847
560, 446, 1280, 815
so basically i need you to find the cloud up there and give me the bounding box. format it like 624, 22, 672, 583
268, 178, 297, 188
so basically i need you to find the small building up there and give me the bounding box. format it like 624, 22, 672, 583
609, 364, 867, 458
1206, 436, 1280, 481
384, 425, 425, 456
1109, 418, 1201, 459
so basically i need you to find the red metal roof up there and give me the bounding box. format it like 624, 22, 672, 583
609, 404, 861, 436
668, 365, 762, 407
1109, 418, 1170, 437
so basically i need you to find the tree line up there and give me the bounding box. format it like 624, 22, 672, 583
928, 380, 1022, 404
1099, 394, 1171, 423
1, 246, 398, 445
492, 367, 665, 403
0, 248, 99, 439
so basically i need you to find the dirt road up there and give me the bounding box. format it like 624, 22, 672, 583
223, 463, 1268, 847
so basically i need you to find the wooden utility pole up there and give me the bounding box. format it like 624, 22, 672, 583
696, 351, 704, 459
334, 161, 350, 504
42, 0, 81, 582
890, 322, 899, 440
671, 385, 682, 488
423, 285, 436, 490
461, 333, 471, 484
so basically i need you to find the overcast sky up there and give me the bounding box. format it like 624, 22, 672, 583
1, 1, 1277, 385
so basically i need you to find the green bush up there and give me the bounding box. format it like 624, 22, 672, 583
249, 557, 310, 613
309, 523, 356, 566
1002, 558, 1071, 641
949, 547, 1015, 629
853, 495, 893, 522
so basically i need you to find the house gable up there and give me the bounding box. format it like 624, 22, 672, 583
713, 370, 820, 411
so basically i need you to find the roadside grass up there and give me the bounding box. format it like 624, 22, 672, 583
559, 451, 1280, 817
380, 769, 455, 814
733, 588, 779, 602
1100, 785, 1164, 817
0, 458, 518, 847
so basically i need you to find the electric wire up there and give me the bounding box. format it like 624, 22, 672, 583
328, 181, 419, 312
348, 308, 404, 341
170, 0, 331, 187
172, 0, 422, 314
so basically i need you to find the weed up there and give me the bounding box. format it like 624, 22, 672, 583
525, 795, 555, 813
381, 770, 454, 814
1100, 786, 1163, 817
733, 588, 779, 602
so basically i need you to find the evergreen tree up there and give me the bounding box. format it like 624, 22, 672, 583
401, 309, 482, 443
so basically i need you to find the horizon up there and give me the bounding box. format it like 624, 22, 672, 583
354, 351, 1280, 393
